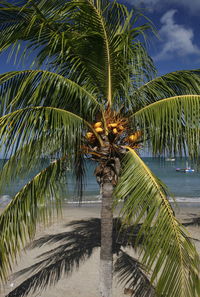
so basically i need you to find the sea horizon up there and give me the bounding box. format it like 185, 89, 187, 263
0, 157, 200, 207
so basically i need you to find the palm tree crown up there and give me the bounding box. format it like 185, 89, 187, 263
0, 1, 199, 297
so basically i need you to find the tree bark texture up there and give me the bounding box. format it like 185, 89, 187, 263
99, 166, 114, 297
99, 181, 113, 297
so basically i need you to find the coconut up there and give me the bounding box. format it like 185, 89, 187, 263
108, 123, 118, 128
128, 134, 138, 142
112, 128, 118, 134
86, 132, 94, 139
94, 122, 102, 128
118, 125, 124, 131
95, 127, 104, 133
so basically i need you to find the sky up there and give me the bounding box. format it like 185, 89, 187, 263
121, 0, 200, 75
0, 0, 200, 76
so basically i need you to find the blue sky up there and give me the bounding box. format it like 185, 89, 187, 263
0, 0, 200, 76
121, 0, 200, 75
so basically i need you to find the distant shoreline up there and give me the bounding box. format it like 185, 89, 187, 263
1, 195, 200, 209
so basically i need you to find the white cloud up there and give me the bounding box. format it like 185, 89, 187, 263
126, 0, 200, 14
154, 9, 200, 61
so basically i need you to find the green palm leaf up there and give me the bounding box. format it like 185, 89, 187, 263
135, 70, 200, 106
131, 94, 200, 157
0, 70, 101, 118
0, 106, 92, 197
0, 0, 155, 106
73, 0, 155, 106
0, 106, 86, 155
0, 157, 67, 282
0, 0, 71, 58
0, 136, 64, 196
115, 148, 200, 297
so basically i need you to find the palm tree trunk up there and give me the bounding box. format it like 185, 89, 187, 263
95, 156, 120, 297
99, 178, 113, 297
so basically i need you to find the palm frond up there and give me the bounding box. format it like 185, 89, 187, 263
131, 94, 200, 158
0, 105, 90, 280
113, 41, 156, 113
0, 0, 72, 63
0, 106, 86, 157
115, 148, 200, 297
114, 251, 155, 297
0, 70, 101, 119
0, 105, 92, 198
0, 157, 68, 282
71, 0, 155, 106
0, 0, 156, 107
0, 103, 83, 192
0, 126, 74, 197
0, 142, 46, 196
134, 69, 200, 106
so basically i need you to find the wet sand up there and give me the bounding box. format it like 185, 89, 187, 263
1, 203, 200, 297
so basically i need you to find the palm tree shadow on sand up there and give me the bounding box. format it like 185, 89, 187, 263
6, 218, 156, 297
6, 216, 200, 297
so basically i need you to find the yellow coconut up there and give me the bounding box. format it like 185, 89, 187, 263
128, 134, 138, 142
108, 123, 118, 128
118, 125, 124, 131
95, 127, 104, 133
86, 132, 94, 139
112, 128, 118, 134
94, 122, 102, 128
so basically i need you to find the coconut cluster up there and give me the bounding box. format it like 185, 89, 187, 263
107, 122, 125, 135
86, 120, 142, 148
85, 122, 104, 142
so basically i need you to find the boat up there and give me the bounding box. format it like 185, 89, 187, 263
165, 158, 175, 162
176, 168, 195, 173
176, 161, 194, 173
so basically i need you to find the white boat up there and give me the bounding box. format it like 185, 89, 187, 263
165, 158, 175, 162
176, 161, 194, 173
176, 168, 194, 173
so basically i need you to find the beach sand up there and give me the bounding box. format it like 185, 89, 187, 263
1, 203, 200, 297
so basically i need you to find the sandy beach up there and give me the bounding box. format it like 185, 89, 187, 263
1, 202, 200, 297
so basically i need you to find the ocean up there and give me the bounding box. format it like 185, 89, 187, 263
0, 157, 200, 206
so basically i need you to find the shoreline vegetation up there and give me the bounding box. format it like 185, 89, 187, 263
1, 203, 199, 297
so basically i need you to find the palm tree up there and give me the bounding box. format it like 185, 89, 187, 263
0, 1, 199, 297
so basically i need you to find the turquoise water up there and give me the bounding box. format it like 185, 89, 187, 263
0, 157, 200, 206
83, 157, 200, 201
143, 158, 200, 199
